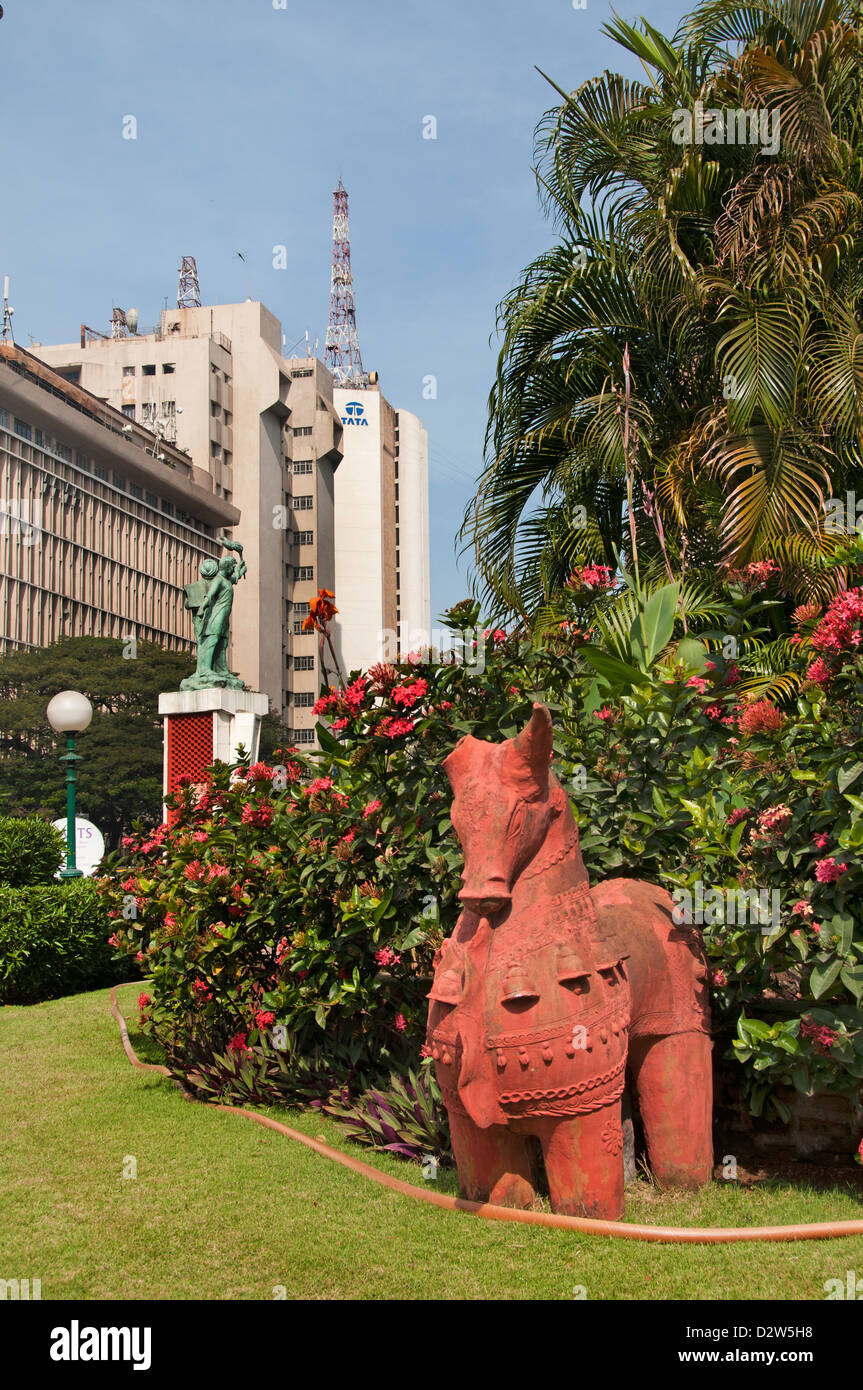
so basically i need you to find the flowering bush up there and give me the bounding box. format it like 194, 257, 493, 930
100, 591, 863, 1139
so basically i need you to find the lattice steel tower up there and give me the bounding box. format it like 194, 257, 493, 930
325, 179, 367, 388
177, 256, 201, 309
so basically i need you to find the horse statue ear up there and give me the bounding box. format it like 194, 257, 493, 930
513, 703, 553, 790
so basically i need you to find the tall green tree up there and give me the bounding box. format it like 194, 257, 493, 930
0, 638, 193, 846
464, 0, 863, 617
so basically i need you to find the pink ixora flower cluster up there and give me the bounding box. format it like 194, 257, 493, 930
727, 807, 750, 827
800, 1015, 839, 1054
815, 857, 848, 884
725, 559, 779, 591
805, 657, 834, 689
241, 801, 273, 828
810, 587, 863, 657
245, 762, 276, 783
375, 945, 402, 967
313, 677, 367, 719
755, 804, 792, 835
568, 563, 615, 593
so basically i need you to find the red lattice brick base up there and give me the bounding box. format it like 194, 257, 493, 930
165, 713, 214, 822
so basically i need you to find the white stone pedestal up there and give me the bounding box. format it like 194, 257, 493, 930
158, 688, 269, 806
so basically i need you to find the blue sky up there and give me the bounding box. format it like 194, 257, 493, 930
1, 0, 686, 618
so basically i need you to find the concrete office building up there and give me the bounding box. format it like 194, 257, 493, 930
0, 342, 239, 654
35, 305, 343, 740
332, 384, 429, 676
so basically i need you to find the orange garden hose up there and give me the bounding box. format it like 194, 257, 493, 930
110, 986, 863, 1244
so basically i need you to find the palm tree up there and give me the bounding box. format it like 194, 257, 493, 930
463, 0, 863, 619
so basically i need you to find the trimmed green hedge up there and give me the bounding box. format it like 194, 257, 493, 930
0, 815, 66, 887
0, 880, 134, 1004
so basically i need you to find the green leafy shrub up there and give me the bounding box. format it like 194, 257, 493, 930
0, 880, 133, 1004
0, 815, 66, 887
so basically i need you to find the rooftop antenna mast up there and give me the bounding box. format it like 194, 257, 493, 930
324, 179, 367, 388
177, 255, 201, 309
2, 276, 14, 342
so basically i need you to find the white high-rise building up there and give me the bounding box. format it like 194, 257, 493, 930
332, 382, 429, 677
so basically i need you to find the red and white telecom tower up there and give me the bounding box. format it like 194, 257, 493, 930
324, 179, 368, 389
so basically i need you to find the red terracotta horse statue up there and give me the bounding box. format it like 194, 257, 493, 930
426, 702, 713, 1219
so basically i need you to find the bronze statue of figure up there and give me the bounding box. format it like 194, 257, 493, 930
181, 536, 247, 691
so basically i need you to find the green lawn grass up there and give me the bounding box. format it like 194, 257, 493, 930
1, 982, 861, 1300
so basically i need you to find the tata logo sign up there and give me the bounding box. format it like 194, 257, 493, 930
341, 401, 369, 426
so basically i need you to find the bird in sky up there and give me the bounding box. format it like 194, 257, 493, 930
234, 251, 246, 262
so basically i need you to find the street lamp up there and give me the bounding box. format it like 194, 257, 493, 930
46, 690, 93, 879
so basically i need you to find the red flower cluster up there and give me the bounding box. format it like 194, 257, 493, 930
755, 804, 792, 835
241, 801, 273, 827
800, 1015, 838, 1053
392, 678, 428, 709
738, 700, 784, 736
377, 716, 415, 738
246, 762, 276, 783
810, 587, 863, 656
254, 1010, 275, 1030
227, 1031, 250, 1054
568, 564, 614, 592
806, 658, 833, 688
726, 559, 779, 591
727, 808, 750, 827
192, 978, 213, 1002
375, 945, 402, 967
815, 857, 847, 884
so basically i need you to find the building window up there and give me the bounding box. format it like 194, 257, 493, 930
291, 460, 313, 474
141, 402, 157, 422
291, 368, 314, 378
293, 729, 315, 745
0, 408, 8, 428
295, 530, 314, 545
122, 404, 135, 420
129, 482, 143, 500
292, 621, 305, 635
294, 656, 315, 671
94, 462, 109, 481
123, 365, 135, 377
294, 692, 315, 708
292, 425, 313, 437
290, 495, 313, 510
13, 418, 32, 441
164, 400, 176, 417
145, 491, 159, 507
295, 566, 314, 581
162, 363, 175, 374
142, 364, 156, 376
161, 499, 175, 517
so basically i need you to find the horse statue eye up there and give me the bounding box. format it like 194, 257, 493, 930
509, 804, 527, 836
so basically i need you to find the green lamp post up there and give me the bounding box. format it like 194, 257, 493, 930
46, 689, 93, 879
